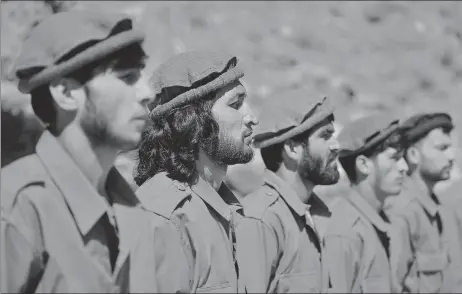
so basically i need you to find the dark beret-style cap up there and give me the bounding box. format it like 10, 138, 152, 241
399, 112, 453, 144
338, 114, 400, 158
148, 51, 244, 121
15, 11, 145, 94
252, 87, 334, 149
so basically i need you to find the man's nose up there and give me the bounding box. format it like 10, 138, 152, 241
136, 72, 154, 107
398, 157, 409, 173
243, 103, 259, 127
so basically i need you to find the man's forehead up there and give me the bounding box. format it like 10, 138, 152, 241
313, 118, 335, 133
216, 80, 246, 97
427, 128, 452, 143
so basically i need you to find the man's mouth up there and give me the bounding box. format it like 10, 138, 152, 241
243, 130, 253, 139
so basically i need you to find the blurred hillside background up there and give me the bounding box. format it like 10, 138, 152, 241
2, 1, 461, 205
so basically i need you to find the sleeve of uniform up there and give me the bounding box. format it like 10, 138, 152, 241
151, 219, 192, 293
1, 189, 48, 293
236, 214, 280, 293
323, 234, 361, 293
388, 214, 415, 293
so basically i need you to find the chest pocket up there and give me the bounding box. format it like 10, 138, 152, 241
197, 282, 232, 293
362, 276, 391, 293
415, 250, 449, 293
277, 271, 320, 293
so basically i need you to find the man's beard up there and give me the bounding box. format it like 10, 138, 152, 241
421, 165, 452, 182
298, 148, 340, 185
204, 130, 254, 166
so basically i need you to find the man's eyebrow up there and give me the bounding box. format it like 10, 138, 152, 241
319, 124, 335, 134
228, 91, 246, 102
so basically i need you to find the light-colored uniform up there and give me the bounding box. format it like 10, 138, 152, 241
136, 172, 243, 293
1, 131, 148, 293
236, 169, 330, 293
324, 190, 393, 293
385, 177, 459, 293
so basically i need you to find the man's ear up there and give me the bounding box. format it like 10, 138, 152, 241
355, 154, 371, 177
48, 77, 85, 111
283, 139, 303, 163
406, 146, 420, 165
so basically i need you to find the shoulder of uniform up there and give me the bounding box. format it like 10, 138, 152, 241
136, 172, 192, 220
383, 192, 416, 217
1, 155, 47, 211
325, 198, 360, 237
241, 184, 279, 220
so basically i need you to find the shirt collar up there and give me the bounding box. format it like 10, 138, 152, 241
263, 169, 307, 217
404, 177, 439, 217
190, 175, 242, 221
348, 189, 390, 233
36, 131, 136, 236
308, 192, 332, 218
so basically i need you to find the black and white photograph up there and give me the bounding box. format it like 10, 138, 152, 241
1, 1, 462, 293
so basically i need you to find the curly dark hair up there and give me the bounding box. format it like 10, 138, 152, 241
134, 93, 219, 186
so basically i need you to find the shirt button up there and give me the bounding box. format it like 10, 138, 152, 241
266, 191, 273, 196
173, 181, 186, 191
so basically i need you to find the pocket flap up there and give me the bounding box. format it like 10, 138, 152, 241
197, 282, 232, 293
416, 251, 449, 272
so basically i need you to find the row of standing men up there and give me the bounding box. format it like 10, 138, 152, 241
1, 10, 462, 294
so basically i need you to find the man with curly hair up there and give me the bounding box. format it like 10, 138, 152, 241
134, 51, 259, 293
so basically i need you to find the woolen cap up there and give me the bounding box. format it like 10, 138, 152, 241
148, 51, 244, 121
338, 114, 400, 158
399, 112, 453, 144
252, 87, 334, 149
15, 11, 145, 94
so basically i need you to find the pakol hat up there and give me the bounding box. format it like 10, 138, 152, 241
148, 51, 244, 121
399, 112, 453, 144
252, 87, 334, 149
15, 11, 145, 94
338, 114, 400, 158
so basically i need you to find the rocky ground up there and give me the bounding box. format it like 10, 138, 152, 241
2, 1, 461, 204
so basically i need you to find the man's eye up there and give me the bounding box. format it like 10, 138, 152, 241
437, 145, 449, 151
230, 100, 243, 110
321, 131, 334, 139
119, 72, 140, 85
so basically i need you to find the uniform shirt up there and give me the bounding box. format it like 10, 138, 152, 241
236, 169, 330, 293
136, 172, 243, 293
385, 177, 453, 293
439, 179, 462, 292
0, 131, 148, 293
323, 190, 392, 293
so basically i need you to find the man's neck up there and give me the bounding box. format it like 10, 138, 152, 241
57, 124, 118, 196
275, 166, 314, 205
409, 170, 435, 198
355, 181, 383, 212
196, 151, 227, 191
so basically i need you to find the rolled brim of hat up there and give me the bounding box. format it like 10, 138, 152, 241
149, 66, 244, 120
18, 29, 145, 94
338, 118, 400, 158
253, 96, 334, 149
402, 113, 453, 143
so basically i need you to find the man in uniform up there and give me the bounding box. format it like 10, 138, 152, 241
385, 112, 461, 293
1, 11, 154, 292
439, 177, 462, 292
134, 51, 259, 293
323, 114, 409, 293
236, 92, 340, 293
